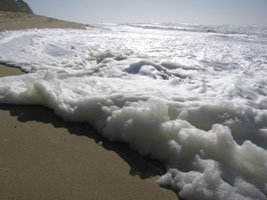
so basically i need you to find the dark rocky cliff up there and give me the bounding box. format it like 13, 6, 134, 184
0, 0, 33, 13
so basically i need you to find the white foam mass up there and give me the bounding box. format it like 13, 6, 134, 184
0, 24, 267, 200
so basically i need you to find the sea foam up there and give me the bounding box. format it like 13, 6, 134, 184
0, 24, 267, 200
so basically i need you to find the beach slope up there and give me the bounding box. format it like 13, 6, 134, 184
0, 11, 87, 31
0, 12, 177, 200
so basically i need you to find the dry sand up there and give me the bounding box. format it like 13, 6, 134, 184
0, 12, 178, 200
0, 11, 87, 31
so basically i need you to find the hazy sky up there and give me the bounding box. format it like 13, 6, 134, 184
26, 0, 267, 26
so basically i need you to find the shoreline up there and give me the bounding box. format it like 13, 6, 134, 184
0, 12, 178, 200
0, 64, 25, 77
0, 103, 178, 200
0, 11, 90, 32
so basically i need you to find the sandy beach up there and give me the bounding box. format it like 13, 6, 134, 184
0, 11, 177, 200
0, 11, 87, 31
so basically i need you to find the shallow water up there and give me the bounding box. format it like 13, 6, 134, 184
0, 23, 267, 200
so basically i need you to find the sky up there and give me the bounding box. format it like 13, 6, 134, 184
26, 0, 267, 26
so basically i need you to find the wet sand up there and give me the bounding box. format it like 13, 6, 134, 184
0, 12, 178, 200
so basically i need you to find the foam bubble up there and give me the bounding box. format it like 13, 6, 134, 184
0, 24, 267, 199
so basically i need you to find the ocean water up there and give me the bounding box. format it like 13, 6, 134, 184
0, 23, 267, 200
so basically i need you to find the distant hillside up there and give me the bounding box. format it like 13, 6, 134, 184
0, 0, 33, 13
